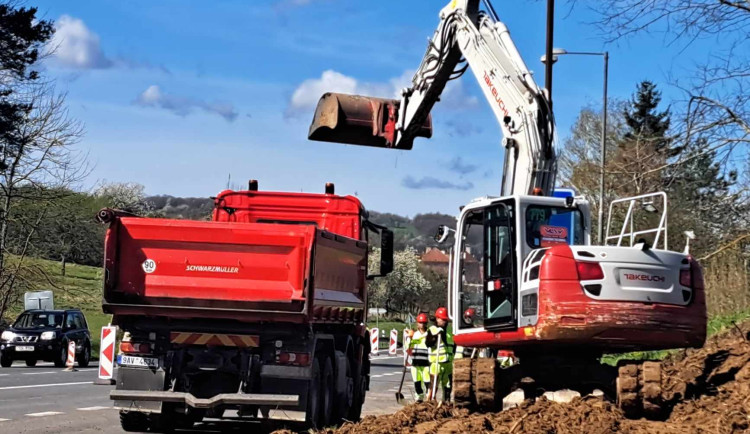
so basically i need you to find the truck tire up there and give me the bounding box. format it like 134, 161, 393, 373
320, 357, 335, 428
0, 353, 12, 368
305, 358, 322, 429
333, 356, 353, 424
348, 359, 365, 422
119, 411, 149, 432
25, 359, 37, 367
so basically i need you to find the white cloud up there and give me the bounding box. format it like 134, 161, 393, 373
135, 85, 238, 122
51, 15, 112, 69
288, 70, 360, 115
286, 69, 477, 118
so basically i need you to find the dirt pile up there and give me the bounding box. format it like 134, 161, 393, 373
299, 321, 750, 433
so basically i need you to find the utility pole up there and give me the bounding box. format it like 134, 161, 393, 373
544, 0, 555, 107
597, 52, 609, 245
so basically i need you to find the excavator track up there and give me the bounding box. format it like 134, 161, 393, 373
616, 363, 640, 418
616, 361, 664, 419
474, 358, 499, 411
453, 358, 474, 407
641, 361, 664, 418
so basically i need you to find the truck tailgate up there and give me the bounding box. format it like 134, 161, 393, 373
104, 217, 315, 305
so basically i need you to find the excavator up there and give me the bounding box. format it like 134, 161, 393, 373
307, 0, 707, 419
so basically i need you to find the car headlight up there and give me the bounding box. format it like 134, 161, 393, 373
1, 331, 16, 341
40, 331, 56, 341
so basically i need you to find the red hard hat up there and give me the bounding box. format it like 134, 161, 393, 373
463, 308, 475, 318
416, 313, 428, 324
435, 307, 449, 320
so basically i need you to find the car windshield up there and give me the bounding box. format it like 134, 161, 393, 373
13, 312, 63, 329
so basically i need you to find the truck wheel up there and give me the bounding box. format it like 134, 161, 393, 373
333, 356, 353, 424
320, 357, 335, 428
0, 353, 12, 368
348, 360, 366, 422
305, 358, 322, 429
25, 359, 37, 367
119, 411, 149, 432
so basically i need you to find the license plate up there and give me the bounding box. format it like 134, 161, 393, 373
119, 355, 159, 368
16, 346, 34, 352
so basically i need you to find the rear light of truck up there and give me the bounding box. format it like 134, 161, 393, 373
576, 261, 604, 280
120, 342, 152, 354
277, 351, 311, 366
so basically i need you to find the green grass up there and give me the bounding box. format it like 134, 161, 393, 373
601, 308, 750, 366
4, 257, 110, 358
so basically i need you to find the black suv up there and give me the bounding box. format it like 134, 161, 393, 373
0, 309, 91, 368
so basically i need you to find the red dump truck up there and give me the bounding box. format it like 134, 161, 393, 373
100, 182, 393, 431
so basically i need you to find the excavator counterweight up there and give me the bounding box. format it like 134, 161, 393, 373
308, 92, 432, 150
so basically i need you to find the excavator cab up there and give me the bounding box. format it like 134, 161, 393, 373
448, 195, 589, 333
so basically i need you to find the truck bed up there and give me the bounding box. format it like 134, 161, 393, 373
102, 216, 367, 324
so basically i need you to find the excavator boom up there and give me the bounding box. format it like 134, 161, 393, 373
308, 0, 556, 196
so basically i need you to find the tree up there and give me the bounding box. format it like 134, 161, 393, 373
0, 3, 53, 171
94, 182, 151, 214
368, 247, 431, 317
611, 81, 675, 196
0, 5, 85, 320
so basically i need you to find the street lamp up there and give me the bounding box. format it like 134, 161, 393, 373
541, 48, 609, 245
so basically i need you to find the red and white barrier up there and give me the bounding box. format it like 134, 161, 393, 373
369, 328, 379, 356
64, 341, 76, 371
389, 329, 398, 355
403, 329, 411, 365
95, 326, 117, 385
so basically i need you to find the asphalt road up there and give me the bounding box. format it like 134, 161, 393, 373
0, 354, 414, 433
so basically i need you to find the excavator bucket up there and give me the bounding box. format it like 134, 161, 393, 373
308, 92, 432, 150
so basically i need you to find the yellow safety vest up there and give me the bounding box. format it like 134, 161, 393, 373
427, 325, 454, 364
408, 329, 430, 366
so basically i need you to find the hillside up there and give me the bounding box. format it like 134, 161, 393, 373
146, 195, 459, 252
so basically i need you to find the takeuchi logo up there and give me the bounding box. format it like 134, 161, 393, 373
185, 265, 239, 274
623, 273, 665, 282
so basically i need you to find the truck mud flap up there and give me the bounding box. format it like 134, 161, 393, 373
110, 390, 299, 409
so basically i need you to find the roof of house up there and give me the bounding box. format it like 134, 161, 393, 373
421, 248, 450, 264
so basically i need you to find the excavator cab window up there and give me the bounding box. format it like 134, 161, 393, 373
457, 202, 516, 331
483, 204, 516, 329
525, 205, 584, 248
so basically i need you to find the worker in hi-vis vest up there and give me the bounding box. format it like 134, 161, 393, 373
405, 313, 431, 402
426, 307, 454, 401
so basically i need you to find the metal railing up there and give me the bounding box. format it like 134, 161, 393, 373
605, 192, 668, 250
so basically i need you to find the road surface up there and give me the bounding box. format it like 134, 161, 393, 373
0, 355, 415, 433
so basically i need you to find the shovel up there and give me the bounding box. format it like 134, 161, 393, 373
395, 365, 408, 404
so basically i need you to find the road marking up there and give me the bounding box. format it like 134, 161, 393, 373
0, 374, 8, 377
0, 381, 90, 391
77, 406, 110, 411
23, 371, 56, 375
26, 412, 64, 417
76, 368, 98, 372
0, 418, 9, 422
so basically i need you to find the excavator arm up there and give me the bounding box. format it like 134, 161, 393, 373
308, 0, 557, 196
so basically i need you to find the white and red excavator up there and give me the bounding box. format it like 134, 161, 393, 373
308, 0, 706, 419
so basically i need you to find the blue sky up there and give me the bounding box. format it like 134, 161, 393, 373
32, 0, 715, 216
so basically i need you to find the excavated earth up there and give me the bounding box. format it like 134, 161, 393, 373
276, 320, 750, 433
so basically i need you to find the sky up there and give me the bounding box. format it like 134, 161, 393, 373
29, 0, 717, 216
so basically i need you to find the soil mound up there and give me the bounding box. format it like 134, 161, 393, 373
285, 321, 750, 433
